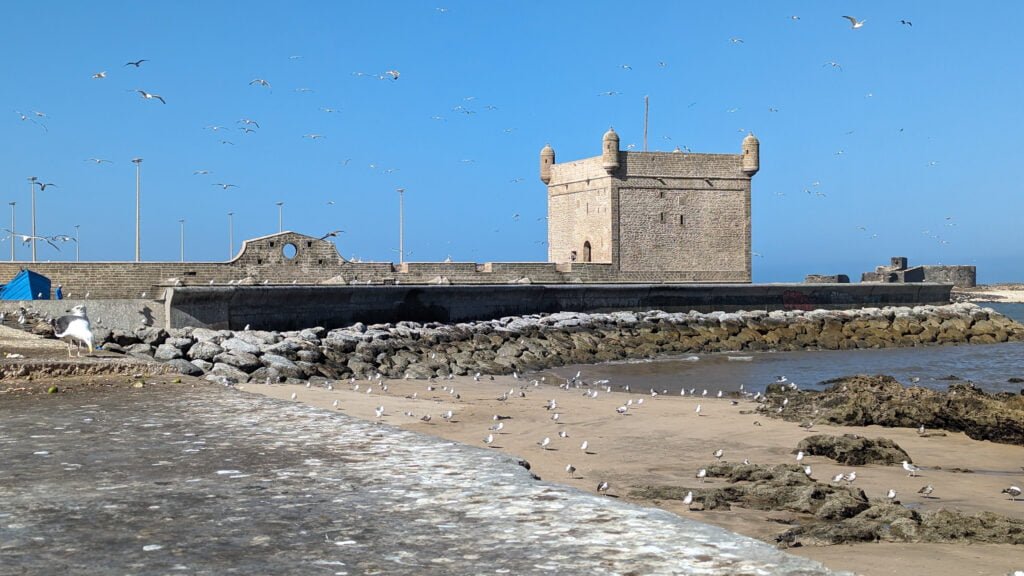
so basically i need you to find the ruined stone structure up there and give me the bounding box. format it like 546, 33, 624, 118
541, 128, 758, 282
861, 257, 976, 288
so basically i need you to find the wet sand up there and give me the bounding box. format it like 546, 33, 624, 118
245, 374, 1024, 576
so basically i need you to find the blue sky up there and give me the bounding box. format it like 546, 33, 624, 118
2, 1, 1021, 282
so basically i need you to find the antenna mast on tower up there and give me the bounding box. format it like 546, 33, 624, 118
643, 95, 649, 152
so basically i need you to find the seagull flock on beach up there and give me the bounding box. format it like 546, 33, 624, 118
267, 361, 1024, 521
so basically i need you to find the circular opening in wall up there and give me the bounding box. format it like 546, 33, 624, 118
282, 242, 298, 260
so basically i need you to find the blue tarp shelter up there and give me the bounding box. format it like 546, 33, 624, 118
0, 269, 52, 300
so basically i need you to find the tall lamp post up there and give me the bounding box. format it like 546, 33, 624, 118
132, 157, 143, 262
8, 201, 15, 261
178, 219, 185, 262
396, 188, 406, 264
275, 202, 283, 233
227, 211, 234, 259
74, 224, 80, 262
27, 176, 37, 262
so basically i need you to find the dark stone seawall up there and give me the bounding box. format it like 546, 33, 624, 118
166, 283, 953, 331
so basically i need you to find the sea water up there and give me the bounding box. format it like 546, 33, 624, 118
546, 302, 1024, 396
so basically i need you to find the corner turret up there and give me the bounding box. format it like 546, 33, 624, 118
602, 127, 620, 174
539, 144, 555, 184
742, 132, 759, 176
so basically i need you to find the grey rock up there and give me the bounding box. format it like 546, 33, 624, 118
191, 359, 213, 372
233, 330, 282, 346
191, 328, 226, 343
154, 343, 184, 361
125, 343, 154, 358
188, 341, 225, 362
209, 362, 249, 383
166, 358, 204, 376
221, 337, 261, 355
165, 336, 194, 350
213, 351, 262, 373
261, 353, 303, 379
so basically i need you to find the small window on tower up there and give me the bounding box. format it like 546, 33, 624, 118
659, 190, 665, 199
679, 215, 685, 226
659, 212, 665, 223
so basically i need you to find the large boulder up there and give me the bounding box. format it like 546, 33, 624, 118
796, 434, 910, 466
765, 374, 1024, 446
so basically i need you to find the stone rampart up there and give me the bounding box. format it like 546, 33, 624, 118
164, 283, 954, 331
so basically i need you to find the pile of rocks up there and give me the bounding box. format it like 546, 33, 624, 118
763, 374, 1024, 446
94, 303, 1024, 385
634, 462, 1024, 547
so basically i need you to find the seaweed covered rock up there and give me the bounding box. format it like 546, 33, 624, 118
796, 434, 910, 466
765, 374, 1024, 446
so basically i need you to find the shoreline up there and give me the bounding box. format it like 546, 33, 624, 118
241, 373, 1024, 576
954, 283, 1024, 303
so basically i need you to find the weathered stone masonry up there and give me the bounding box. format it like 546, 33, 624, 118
542, 129, 758, 282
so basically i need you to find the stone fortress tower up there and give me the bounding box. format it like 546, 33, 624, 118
540, 128, 759, 282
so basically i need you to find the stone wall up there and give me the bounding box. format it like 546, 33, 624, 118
165, 283, 954, 331
616, 184, 749, 273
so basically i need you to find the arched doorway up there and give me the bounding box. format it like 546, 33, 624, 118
582, 241, 592, 263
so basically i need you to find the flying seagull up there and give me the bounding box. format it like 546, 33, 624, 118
91, 71, 107, 79
318, 230, 344, 240
52, 305, 94, 357
136, 90, 166, 104
212, 183, 238, 190
85, 158, 112, 164
4, 230, 60, 251
249, 78, 272, 88
842, 15, 866, 29
34, 181, 57, 191
124, 59, 148, 67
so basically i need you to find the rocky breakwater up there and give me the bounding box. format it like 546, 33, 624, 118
94, 303, 1024, 384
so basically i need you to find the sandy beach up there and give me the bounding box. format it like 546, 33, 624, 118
956, 284, 1024, 303
245, 374, 1024, 576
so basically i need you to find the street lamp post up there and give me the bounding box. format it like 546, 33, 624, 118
132, 157, 143, 262
74, 224, 80, 262
276, 202, 283, 233
227, 211, 234, 259
8, 202, 14, 262
178, 219, 185, 262
28, 176, 37, 262
396, 188, 406, 264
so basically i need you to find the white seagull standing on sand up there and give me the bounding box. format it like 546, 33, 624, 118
682, 491, 694, 506
1003, 486, 1022, 501
566, 464, 576, 478
696, 468, 707, 483
52, 305, 93, 357
902, 460, 921, 477
539, 437, 551, 450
